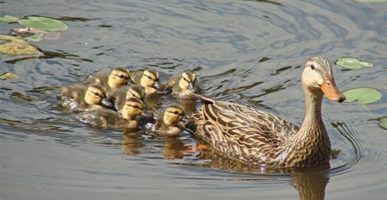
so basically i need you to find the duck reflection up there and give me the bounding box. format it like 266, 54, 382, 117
198, 145, 329, 200
121, 130, 145, 156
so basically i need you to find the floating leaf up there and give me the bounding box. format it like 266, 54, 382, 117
18, 16, 68, 32
0, 34, 42, 56
343, 87, 382, 105
0, 72, 17, 80
378, 117, 387, 130
25, 32, 45, 42
336, 57, 373, 69
0, 15, 20, 23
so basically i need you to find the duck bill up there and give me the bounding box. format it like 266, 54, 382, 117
188, 83, 196, 93
154, 81, 162, 90
320, 78, 346, 102
101, 98, 114, 109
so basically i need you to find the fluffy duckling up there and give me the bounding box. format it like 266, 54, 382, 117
58, 83, 110, 112
85, 67, 130, 91
107, 85, 145, 111
163, 71, 197, 99
78, 97, 145, 130
129, 69, 161, 95
151, 106, 185, 137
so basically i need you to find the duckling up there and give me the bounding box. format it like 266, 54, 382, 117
78, 97, 145, 130
85, 67, 130, 91
107, 85, 145, 111
129, 69, 161, 95
58, 83, 111, 112
151, 106, 185, 137
163, 71, 197, 99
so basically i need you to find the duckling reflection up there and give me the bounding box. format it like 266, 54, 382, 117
78, 97, 144, 130
85, 67, 130, 91
58, 83, 110, 112
150, 106, 185, 137
163, 138, 187, 160
107, 85, 145, 111
121, 130, 145, 156
129, 69, 162, 95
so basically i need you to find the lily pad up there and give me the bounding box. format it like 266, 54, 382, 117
18, 16, 68, 32
25, 32, 45, 42
0, 72, 17, 80
336, 57, 373, 69
0, 15, 20, 23
343, 87, 382, 105
0, 34, 42, 56
378, 117, 387, 130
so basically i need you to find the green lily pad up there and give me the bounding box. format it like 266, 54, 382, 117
0, 72, 17, 80
25, 32, 45, 42
0, 34, 42, 56
336, 57, 373, 69
18, 16, 68, 32
343, 87, 382, 105
0, 15, 20, 23
378, 117, 387, 130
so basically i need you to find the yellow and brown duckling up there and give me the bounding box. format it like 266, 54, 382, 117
163, 71, 197, 99
85, 67, 130, 91
58, 83, 111, 112
78, 97, 146, 130
188, 56, 346, 170
129, 69, 162, 95
107, 85, 145, 111
151, 106, 185, 137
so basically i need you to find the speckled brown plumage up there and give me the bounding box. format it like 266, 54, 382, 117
189, 56, 346, 170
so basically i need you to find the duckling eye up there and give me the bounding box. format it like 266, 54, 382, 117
310, 64, 315, 70
144, 74, 156, 81
93, 92, 103, 98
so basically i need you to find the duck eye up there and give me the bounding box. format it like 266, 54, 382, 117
310, 64, 315, 70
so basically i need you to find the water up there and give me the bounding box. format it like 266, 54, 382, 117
1, 0, 386, 199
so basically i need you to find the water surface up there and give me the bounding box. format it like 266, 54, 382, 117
1, 0, 386, 199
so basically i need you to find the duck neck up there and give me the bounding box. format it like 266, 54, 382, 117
280, 86, 331, 167
301, 87, 323, 127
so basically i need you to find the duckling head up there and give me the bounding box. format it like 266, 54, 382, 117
122, 97, 144, 120
162, 106, 185, 126
125, 85, 145, 101
178, 71, 196, 92
302, 56, 346, 102
84, 84, 107, 106
108, 68, 130, 89
140, 69, 161, 90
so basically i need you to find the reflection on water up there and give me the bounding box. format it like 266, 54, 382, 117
1, 0, 387, 200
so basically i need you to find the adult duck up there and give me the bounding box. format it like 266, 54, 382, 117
189, 56, 346, 169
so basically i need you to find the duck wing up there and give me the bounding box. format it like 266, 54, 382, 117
190, 100, 299, 164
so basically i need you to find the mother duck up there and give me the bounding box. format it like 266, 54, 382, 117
189, 56, 346, 169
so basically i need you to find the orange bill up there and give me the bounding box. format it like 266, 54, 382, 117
320, 78, 346, 102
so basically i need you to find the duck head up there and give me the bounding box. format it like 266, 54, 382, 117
125, 85, 145, 101
108, 68, 130, 89
162, 106, 185, 126
302, 56, 346, 102
178, 71, 196, 92
140, 69, 161, 90
84, 84, 108, 106
122, 97, 144, 120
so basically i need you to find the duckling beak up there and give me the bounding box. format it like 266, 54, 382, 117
101, 98, 114, 108
154, 81, 162, 90
188, 83, 196, 92
320, 78, 346, 102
